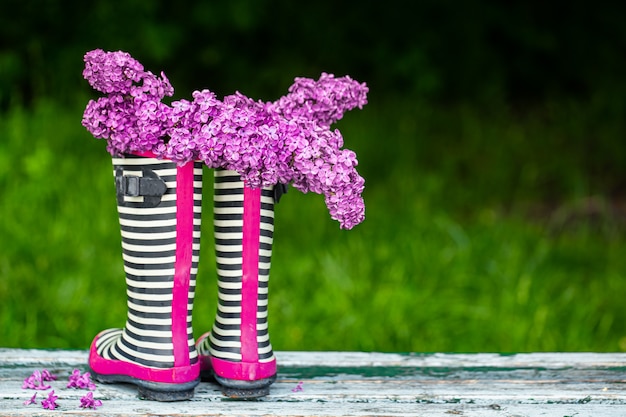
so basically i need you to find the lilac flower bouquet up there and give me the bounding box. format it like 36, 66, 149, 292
82, 49, 368, 229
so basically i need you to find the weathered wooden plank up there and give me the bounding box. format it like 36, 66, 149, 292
5, 349, 625, 369
1, 349, 625, 416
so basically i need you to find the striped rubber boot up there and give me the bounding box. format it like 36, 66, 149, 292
196, 169, 282, 398
89, 153, 203, 401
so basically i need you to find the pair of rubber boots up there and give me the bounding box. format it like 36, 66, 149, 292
89, 153, 282, 400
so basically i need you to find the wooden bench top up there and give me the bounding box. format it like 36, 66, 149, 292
1, 349, 625, 416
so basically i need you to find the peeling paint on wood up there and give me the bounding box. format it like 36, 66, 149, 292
1, 349, 625, 416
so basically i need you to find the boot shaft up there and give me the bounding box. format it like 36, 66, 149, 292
210, 169, 275, 364
96, 155, 203, 369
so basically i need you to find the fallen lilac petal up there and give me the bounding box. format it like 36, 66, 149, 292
67, 369, 97, 390
41, 369, 57, 381
21, 376, 35, 390
41, 390, 59, 410
67, 369, 81, 388
80, 391, 103, 409
22, 370, 52, 390
23, 392, 37, 406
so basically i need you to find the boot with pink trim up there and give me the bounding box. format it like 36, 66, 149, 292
89, 153, 203, 401
196, 169, 285, 398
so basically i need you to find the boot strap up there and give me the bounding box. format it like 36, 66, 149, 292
273, 183, 288, 204
115, 167, 167, 207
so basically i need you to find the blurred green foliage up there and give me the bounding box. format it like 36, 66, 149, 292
1, 0, 625, 352
1, 98, 625, 352
2, 1, 626, 105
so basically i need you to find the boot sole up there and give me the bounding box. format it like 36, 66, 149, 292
93, 371, 199, 401
214, 373, 277, 399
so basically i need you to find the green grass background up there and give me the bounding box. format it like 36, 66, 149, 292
1, 93, 624, 352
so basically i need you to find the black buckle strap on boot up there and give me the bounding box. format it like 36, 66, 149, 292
115, 167, 167, 208
273, 183, 288, 204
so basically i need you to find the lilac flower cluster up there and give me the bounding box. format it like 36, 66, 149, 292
271, 72, 368, 128
82, 49, 368, 229
82, 49, 175, 157
22, 369, 103, 410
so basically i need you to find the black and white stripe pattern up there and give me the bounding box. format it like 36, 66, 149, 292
208, 169, 275, 363
95, 155, 203, 369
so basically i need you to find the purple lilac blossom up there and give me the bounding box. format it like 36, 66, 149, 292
23, 392, 37, 406
82, 49, 143, 95
269, 116, 366, 229
159, 90, 221, 164
79, 391, 103, 409
40, 369, 57, 381
82, 49, 175, 157
41, 390, 59, 410
22, 370, 52, 390
67, 369, 97, 390
82, 49, 368, 229
83, 49, 172, 98
271, 72, 368, 128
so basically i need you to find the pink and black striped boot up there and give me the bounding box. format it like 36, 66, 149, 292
196, 169, 284, 398
89, 153, 203, 401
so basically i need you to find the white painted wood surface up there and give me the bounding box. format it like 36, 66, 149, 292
1, 349, 625, 416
